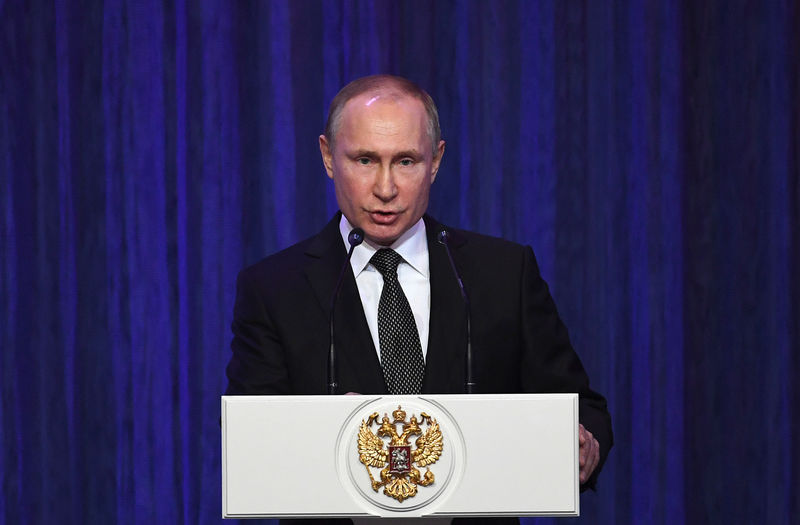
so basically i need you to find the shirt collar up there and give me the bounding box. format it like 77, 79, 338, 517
339, 214, 429, 279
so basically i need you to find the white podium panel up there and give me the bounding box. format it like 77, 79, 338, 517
222, 394, 578, 519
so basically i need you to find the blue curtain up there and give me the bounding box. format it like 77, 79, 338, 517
1, 1, 798, 523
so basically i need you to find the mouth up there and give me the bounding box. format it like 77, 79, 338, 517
368, 209, 402, 225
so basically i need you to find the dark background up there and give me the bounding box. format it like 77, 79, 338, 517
1, 1, 798, 523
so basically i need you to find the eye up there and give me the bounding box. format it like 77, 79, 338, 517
398, 158, 414, 167
357, 158, 371, 165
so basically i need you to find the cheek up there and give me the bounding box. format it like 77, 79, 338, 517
407, 180, 432, 206
335, 173, 370, 203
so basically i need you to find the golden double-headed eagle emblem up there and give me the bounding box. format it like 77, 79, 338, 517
357, 405, 443, 502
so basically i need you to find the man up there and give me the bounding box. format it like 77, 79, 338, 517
226, 75, 612, 517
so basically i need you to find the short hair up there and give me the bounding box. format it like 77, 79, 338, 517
323, 74, 441, 153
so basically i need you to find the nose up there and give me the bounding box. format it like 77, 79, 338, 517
372, 165, 398, 202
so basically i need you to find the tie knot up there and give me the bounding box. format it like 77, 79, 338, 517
370, 248, 403, 277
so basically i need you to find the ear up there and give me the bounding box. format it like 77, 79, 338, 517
319, 135, 335, 179
430, 140, 445, 183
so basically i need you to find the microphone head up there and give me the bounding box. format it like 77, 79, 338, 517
348, 228, 365, 247
437, 229, 449, 245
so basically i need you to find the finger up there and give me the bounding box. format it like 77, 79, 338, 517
578, 425, 592, 482
579, 440, 587, 467
590, 438, 600, 474
585, 438, 600, 480
580, 444, 597, 483
578, 432, 599, 484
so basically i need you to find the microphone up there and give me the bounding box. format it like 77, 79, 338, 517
328, 227, 365, 394
437, 229, 475, 394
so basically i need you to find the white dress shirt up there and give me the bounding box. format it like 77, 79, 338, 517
339, 215, 431, 363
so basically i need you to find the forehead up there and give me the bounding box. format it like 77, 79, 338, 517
337, 92, 428, 150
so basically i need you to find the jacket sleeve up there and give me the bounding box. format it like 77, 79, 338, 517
225, 267, 291, 395
518, 246, 613, 490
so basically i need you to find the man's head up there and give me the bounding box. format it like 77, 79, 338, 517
319, 75, 445, 246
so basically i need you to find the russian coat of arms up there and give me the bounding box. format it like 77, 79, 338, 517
357, 405, 443, 502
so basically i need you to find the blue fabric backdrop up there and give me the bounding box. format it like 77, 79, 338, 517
1, 1, 798, 524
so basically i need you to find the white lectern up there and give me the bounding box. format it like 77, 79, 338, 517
222, 394, 579, 519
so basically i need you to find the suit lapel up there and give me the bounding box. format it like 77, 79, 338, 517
422, 216, 468, 393
304, 215, 387, 394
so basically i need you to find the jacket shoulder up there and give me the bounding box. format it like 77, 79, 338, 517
449, 227, 532, 262
236, 233, 323, 289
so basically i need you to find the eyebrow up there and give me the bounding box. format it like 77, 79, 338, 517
347, 149, 377, 158
395, 149, 422, 159
347, 149, 423, 159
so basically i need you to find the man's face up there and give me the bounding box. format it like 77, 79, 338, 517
319, 93, 445, 246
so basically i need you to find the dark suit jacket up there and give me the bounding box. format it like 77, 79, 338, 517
226, 213, 613, 522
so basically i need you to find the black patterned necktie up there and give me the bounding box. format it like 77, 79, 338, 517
370, 248, 425, 394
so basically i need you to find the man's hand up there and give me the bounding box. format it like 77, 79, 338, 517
579, 424, 600, 484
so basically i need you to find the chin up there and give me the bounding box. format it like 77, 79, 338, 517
364, 225, 403, 247
365, 235, 398, 247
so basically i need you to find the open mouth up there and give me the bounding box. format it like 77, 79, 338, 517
369, 210, 400, 224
